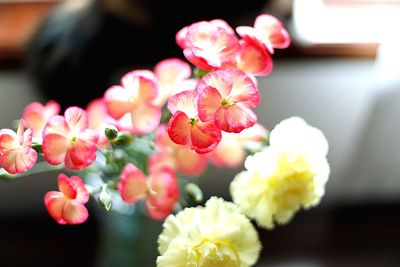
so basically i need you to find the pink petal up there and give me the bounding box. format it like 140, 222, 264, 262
42, 134, 69, 165
130, 104, 161, 135
118, 163, 148, 204
147, 168, 179, 220
226, 69, 260, 108
197, 86, 223, 122
186, 22, 240, 64
237, 39, 273, 76
22, 128, 33, 153
216, 104, 257, 133
154, 58, 192, 106
175, 147, 207, 176
197, 70, 233, 97
146, 201, 171, 220
14, 148, 37, 173
237, 123, 267, 148
104, 85, 133, 120
210, 19, 235, 35
44, 192, 67, 224
236, 26, 271, 53
23, 101, 60, 141
155, 58, 191, 85
58, 173, 78, 199
148, 150, 176, 174
208, 133, 245, 168
86, 98, 108, 130
65, 107, 89, 132
62, 201, 89, 224
22, 102, 45, 136
16, 121, 24, 146
176, 26, 189, 48
183, 48, 214, 71
0, 149, 18, 174
44, 100, 61, 116
155, 125, 174, 148
167, 111, 190, 145
190, 120, 222, 153
70, 175, 90, 203
121, 70, 158, 104
254, 14, 291, 49
0, 130, 18, 154
42, 115, 70, 139
64, 137, 97, 170
167, 90, 199, 117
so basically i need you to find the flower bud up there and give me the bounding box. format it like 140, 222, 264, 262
31, 143, 42, 153
112, 132, 133, 146
104, 126, 119, 141
98, 185, 113, 212
185, 183, 203, 203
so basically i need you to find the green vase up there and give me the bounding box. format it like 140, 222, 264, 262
96, 204, 163, 267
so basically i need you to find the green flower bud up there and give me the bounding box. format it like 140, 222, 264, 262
104, 126, 119, 141
31, 143, 42, 153
98, 184, 113, 211
185, 183, 203, 203
113, 132, 133, 146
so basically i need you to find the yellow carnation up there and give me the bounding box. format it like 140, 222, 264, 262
157, 197, 261, 267
230, 117, 330, 229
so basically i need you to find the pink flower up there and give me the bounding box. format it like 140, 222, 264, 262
235, 39, 273, 76
44, 174, 89, 224
0, 121, 37, 174
42, 107, 99, 170
118, 163, 180, 220
86, 98, 115, 146
197, 69, 260, 133
176, 20, 240, 70
149, 125, 207, 176
236, 14, 290, 54
104, 70, 162, 135
154, 58, 198, 107
22, 100, 60, 142
167, 90, 221, 154
209, 123, 267, 168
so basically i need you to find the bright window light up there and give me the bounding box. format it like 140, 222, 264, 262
292, 0, 400, 45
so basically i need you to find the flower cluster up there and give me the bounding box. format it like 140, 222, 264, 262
0, 14, 329, 267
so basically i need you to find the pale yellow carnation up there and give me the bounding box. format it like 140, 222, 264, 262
157, 197, 261, 267
230, 117, 330, 229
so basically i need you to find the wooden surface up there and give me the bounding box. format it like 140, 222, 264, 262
0, 2, 59, 62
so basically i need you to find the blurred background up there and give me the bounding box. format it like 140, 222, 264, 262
1, 0, 400, 266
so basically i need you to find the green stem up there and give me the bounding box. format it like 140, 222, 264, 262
0, 161, 65, 181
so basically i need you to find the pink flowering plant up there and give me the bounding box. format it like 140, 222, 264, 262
0, 14, 330, 267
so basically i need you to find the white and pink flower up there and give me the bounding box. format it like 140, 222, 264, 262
154, 58, 198, 107
104, 70, 162, 135
176, 19, 240, 70
0, 121, 37, 174
118, 163, 180, 220
167, 90, 221, 154
42, 107, 99, 170
44, 174, 89, 224
236, 14, 290, 54
197, 69, 260, 133
149, 125, 207, 176
22, 100, 60, 142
